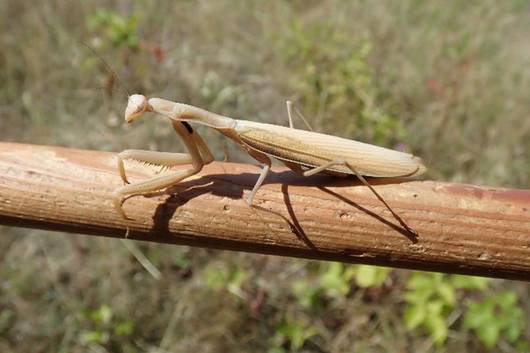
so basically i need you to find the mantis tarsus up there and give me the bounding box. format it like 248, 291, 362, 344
114, 94, 426, 233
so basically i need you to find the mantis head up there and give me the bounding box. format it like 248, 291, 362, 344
125, 94, 153, 123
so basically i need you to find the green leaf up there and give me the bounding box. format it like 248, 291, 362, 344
407, 273, 433, 291
402, 273, 462, 346
451, 275, 489, 290
463, 302, 492, 329
404, 285, 433, 304
292, 280, 320, 309
227, 269, 247, 296
320, 262, 350, 297
203, 265, 229, 290
403, 304, 426, 329
91, 305, 112, 324
464, 290, 525, 348
355, 265, 390, 288
79, 330, 109, 345
114, 321, 134, 336
274, 316, 316, 351
505, 320, 522, 343
437, 282, 455, 306
173, 251, 190, 269
426, 299, 444, 316
355, 265, 377, 288
477, 321, 501, 348
425, 313, 448, 345
497, 291, 517, 309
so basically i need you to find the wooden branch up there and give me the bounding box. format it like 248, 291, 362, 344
0, 142, 529, 281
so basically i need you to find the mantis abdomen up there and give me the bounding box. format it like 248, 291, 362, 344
235, 120, 426, 178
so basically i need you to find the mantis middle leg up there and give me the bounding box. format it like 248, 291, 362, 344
286, 100, 313, 131
246, 148, 272, 206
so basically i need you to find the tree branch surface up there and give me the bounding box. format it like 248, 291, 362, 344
0, 142, 529, 280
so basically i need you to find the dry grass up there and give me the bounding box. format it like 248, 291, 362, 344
1, 1, 529, 352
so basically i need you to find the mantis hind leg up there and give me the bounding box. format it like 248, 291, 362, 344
282, 159, 417, 236
343, 162, 417, 236
281, 159, 346, 177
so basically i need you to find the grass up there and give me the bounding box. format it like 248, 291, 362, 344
1, 1, 529, 352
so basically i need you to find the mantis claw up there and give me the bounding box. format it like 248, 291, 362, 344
113, 192, 133, 220
117, 156, 131, 184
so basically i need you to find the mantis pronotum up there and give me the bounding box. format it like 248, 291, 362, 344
114, 94, 426, 234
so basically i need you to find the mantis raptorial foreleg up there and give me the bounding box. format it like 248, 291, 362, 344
118, 150, 194, 184
114, 165, 206, 219
190, 128, 215, 165
114, 121, 214, 219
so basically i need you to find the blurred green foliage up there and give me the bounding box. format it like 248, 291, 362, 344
280, 20, 406, 145
203, 262, 247, 299
403, 273, 489, 345
173, 249, 191, 269
292, 263, 391, 312
270, 314, 317, 352
319, 262, 356, 298
464, 291, 525, 348
88, 10, 139, 50
354, 265, 392, 288
78, 305, 135, 349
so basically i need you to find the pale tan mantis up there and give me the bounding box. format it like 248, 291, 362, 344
114, 94, 426, 234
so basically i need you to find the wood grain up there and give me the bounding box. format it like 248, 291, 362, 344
0, 142, 529, 280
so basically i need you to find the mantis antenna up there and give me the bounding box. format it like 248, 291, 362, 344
80, 41, 130, 98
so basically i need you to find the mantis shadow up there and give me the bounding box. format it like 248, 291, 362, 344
149, 171, 318, 249
148, 169, 419, 245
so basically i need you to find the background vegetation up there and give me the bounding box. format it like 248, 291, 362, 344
1, 1, 529, 352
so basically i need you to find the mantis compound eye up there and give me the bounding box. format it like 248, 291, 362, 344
125, 94, 149, 122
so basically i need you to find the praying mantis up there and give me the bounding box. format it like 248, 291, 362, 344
114, 94, 426, 232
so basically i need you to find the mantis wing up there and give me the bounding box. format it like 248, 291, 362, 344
235, 121, 426, 177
